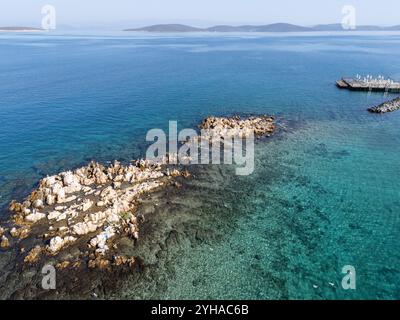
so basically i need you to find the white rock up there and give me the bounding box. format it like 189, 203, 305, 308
44, 175, 57, 188
56, 212, 67, 221
52, 182, 63, 195
25, 211, 46, 222
48, 211, 62, 220
96, 201, 105, 207
114, 175, 123, 182
81, 199, 93, 212
64, 182, 82, 194
124, 172, 133, 182
56, 188, 66, 203
58, 195, 77, 204
46, 194, 55, 206
48, 236, 76, 253
58, 226, 69, 233
89, 226, 116, 254
88, 211, 107, 224
82, 186, 92, 193
62, 171, 75, 186
72, 221, 98, 235
33, 199, 44, 209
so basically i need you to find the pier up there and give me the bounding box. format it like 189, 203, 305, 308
336, 75, 400, 93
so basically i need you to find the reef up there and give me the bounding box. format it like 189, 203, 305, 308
0, 114, 276, 285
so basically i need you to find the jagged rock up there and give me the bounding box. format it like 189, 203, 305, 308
10, 227, 30, 239
1, 235, 10, 248
48, 210, 62, 220
24, 246, 42, 263
55, 212, 67, 221
46, 194, 55, 206
1, 158, 189, 269
113, 255, 136, 268
81, 199, 93, 212
90, 226, 116, 255
88, 257, 110, 270
368, 97, 400, 113
82, 186, 92, 193
9, 200, 22, 213
32, 199, 44, 209
198, 115, 275, 138
56, 261, 71, 269
58, 226, 69, 233
59, 195, 77, 204
170, 169, 181, 177
72, 221, 98, 235
96, 201, 105, 207
47, 236, 77, 254
25, 211, 46, 223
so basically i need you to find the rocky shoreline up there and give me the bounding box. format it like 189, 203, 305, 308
368, 97, 400, 113
1, 159, 190, 271
0, 115, 276, 297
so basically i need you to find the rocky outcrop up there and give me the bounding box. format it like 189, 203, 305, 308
199, 115, 275, 138
1, 159, 189, 269
368, 97, 400, 113
0, 115, 274, 275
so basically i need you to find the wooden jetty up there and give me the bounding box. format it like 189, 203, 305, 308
336, 77, 400, 93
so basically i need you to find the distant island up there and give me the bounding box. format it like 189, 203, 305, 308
124, 23, 400, 33
0, 27, 44, 32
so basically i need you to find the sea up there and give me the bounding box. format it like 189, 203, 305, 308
0, 31, 399, 299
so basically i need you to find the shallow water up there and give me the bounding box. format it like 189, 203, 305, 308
0, 32, 399, 299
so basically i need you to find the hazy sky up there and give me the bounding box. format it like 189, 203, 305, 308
1, 0, 399, 28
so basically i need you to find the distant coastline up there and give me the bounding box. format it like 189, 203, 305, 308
0, 27, 44, 32
124, 23, 400, 33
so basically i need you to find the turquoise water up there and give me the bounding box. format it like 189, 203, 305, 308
0, 32, 399, 299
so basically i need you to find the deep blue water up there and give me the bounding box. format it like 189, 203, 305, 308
0, 32, 399, 299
